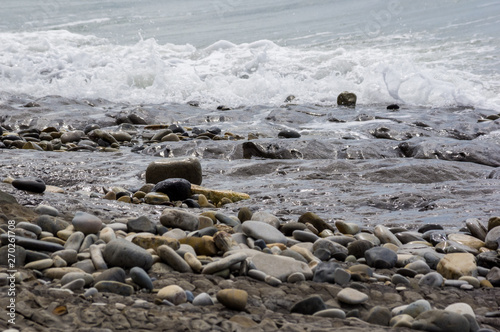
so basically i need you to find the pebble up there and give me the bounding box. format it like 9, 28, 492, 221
127, 216, 156, 234
354, 233, 381, 246
405, 260, 431, 274
184, 252, 203, 273
486, 267, 500, 286
72, 211, 103, 235
94, 267, 126, 283
313, 308, 346, 319
374, 225, 403, 246
61, 272, 94, 287
287, 272, 306, 283
390, 314, 414, 328
216, 289, 248, 311
157, 244, 193, 273
160, 208, 200, 231
44, 267, 85, 279
437, 253, 477, 279
103, 238, 153, 270
485, 226, 500, 250
193, 292, 214, 306
90, 244, 108, 270
291, 295, 326, 315
202, 252, 247, 274
83, 287, 98, 298
99, 227, 116, 243
64, 231, 85, 252
337, 287, 369, 305
16, 221, 42, 236
333, 268, 351, 286
364, 246, 397, 269
129, 267, 153, 291
157, 285, 187, 305
366, 306, 391, 326
242, 249, 313, 281
180, 236, 218, 256
392, 274, 410, 286
445, 302, 475, 317
61, 278, 85, 291
215, 212, 241, 227
0, 234, 64, 252
293, 230, 319, 243
24, 258, 54, 270
347, 239, 374, 258
403, 299, 432, 318
12, 177, 46, 193
144, 192, 170, 205
278, 129, 301, 138
145, 157, 202, 185
95, 281, 134, 296
132, 234, 180, 251
251, 211, 280, 228
335, 221, 360, 235
242, 220, 287, 244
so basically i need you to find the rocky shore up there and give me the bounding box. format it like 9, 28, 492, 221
1, 93, 500, 331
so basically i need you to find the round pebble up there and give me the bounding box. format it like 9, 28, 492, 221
216, 289, 248, 311
337, 287, 369, 305
158, 285, 187, 305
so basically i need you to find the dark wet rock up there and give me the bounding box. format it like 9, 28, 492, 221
128, 113, 148, 125
242, 141, 302, 159
127, 216, 156, 234
364, 247, 397, 269
476, 251, 500, 269
12, 177, 46, 193
103, 238, 153, 270
290, 295, 326, 315
146, 157, 202, 185
347, 239, 374, 258
33, 215, 69, 235
130, 267, 153, 291
418, 271, 444, 287
298, 212, 334, 233
387, 104, 400, 110
337, 92, 357, 107
278, 129, 301, 139
486, 267, 500, 287
95, 280, 134, 296
372, 127, 394, 139
0, 234, 64, 252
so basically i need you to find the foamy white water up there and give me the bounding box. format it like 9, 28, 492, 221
0, 0, 499, 110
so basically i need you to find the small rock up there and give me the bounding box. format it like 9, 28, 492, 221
94, 267, 126, 284
313, 308, 346, 319
347, 240, 374, 258
72, 211, 103, 235
157, 245, 193, 273
278, 130, 301, 139
445, 302, 475, 317
202, 252, 247, 274
437, 253, 477, 279
127, 216, 156, 234
144, 192, 170, 205
95, 281, 134, 296
366, 306, 391, 326
34, 204, 59, 216
337, 287, 369, 305
335, 221, 360, 235
103, 238, 153, 270
287, 272, 306, 283
216, 289, 248, 311
485, 226, 500, 250
337, 91, 357, 107
61, 278, 85, 291
160, 208, 199, 231
412, 309, 470, 332
418, 272, 444, 287
242, 220, 287, 244
193, 292, 214, 306
365, 246, 397, 269
24, 258, 54, 270
152, 178, 192, 202
486, 266, 500, 287
403, 299, 432, 318
290, 295, 326, 315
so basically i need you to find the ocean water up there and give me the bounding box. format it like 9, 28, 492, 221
0, 0, 499, 110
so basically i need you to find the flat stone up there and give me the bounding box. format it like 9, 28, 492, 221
202, 252, 247, 274
12, 177, 46, 193
90, 244, 107, 270
390, 314, 414, 328
337, 287, 369, 305
94, 267, 126, 283
242, 220, 287, 244
365, 246, 397, 269
354, 233, 381, 246
448, 233, 485, 250
103, 238, 153, 270
215, 212, 241, 227
465, 218, 487, 241
459, 276, 480, 288
297, 212, 333, 233
313, 308, 346, 319
24, 258, 54, 270
157, 244, 193, 273
144, 192, 170, 205
132, 234, 180, 251
191, 185, 250, 206
251, 211, 280, 229
99, 227, 116, 243
145, 157, 202, 185
160, 208, 199, 231
216, 289, 248, 311
61, 272, 93, 287
0, 234, 64, 252
333, 268, 351, 286
72, 211, 103, 235
312, 239, 348, 257
405, 260, 431, 275
291, 295, 326, 315
412, 309, 470, 332
44, 267, 85, 279
95, 281, 134, 296
392, 274, 410, 286
127, 216, 156, 234
61, 278, 85, 291
16, 222, 42, 236
437, 253, 477, 279
293, 230, 319, 243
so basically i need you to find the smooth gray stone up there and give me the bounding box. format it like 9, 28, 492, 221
215, 212, 241, 227
485, 226, 500, 250
51, 249, 78, 265
65, 231, 85, 252
347, 239, 374, 259
405, 260, 431, 274
202, 252, 247, 274
79, 234, 98, 252
403, 299, 432, 318
392, 274, 410, 286
95, 267, 126, 284
61, 272, 94, 287
365, 246, 397, 269
293, 230, 319, 243
313, 261, 340, 283
72, 259, 96, 274
0, 234, 64, 252
16, 222, 42, 236
157, 245, 192, 273
486, 266, 500, 287
61, 278, 85, 291
313, 308, 346, 319
265, 275, 282, 287
160, 209, 199, 231
287, 272, 306, 283
418, 272, 444, 287
251, 211, 280, 229
366, 306, 391, 326
374, 225, 402, 246
34, 215, 69, 235
333, 268, 351, 286
247, 269, 267, 281
84, 287, 98, 298
72, 211, 103, 235
103, 238, 153, 271
312, 239, 348, 257
34, 204, 59, 217
465, 218, 487, 241
130, 267, 153, 291
95, 281, 134, 296
193, 292, 214, 306
127, 216, 156, 234
242, 220, 287, 244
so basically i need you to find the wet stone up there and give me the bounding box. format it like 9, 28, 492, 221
95, 281, 134, 296
12, 177, 46, 193
152, 178, 192, 202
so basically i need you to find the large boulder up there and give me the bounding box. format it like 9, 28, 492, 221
145, 157, 202, 185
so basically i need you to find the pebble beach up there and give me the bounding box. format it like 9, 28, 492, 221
1, 93, 500, 332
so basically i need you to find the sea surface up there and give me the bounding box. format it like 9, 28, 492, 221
1, 0, 500, 229
1, 0, 499, 110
